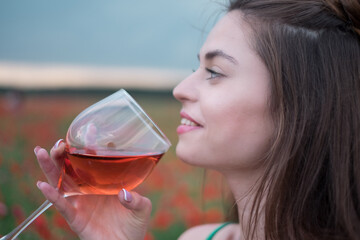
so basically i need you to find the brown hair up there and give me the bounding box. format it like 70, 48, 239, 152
227, 0, 360, 239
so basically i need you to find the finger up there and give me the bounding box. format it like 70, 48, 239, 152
35, 146, 60, 186
50, 139, 66, 169
119, 189, 152, 218
84, 123, 97, 155
37, 181, 76, 224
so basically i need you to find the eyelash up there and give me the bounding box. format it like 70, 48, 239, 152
205, 68, 223, 80
191, 67, 224, 80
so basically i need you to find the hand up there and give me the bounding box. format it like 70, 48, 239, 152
34, 140, 152, 240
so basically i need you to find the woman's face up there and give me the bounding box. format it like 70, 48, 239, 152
173, 11, 274, 172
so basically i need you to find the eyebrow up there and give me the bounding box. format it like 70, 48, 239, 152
197, 49, 238, 65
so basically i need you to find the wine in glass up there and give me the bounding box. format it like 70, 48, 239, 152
1, 89, 171, 240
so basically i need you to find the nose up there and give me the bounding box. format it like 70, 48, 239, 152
173, 73, 197, 103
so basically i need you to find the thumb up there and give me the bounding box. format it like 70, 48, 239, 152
119, 189, 152, 218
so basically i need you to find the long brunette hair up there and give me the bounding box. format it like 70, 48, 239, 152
227, 0, 360, 239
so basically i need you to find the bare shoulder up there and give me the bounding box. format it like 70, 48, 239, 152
178, 223, 239, 240
178, 223, 220, 240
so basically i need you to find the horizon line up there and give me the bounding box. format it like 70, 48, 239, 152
0, 61, 189, 90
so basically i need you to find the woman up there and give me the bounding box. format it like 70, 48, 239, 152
35, 0, 360, 239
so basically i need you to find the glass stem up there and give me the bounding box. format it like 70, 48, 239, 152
1, 200, 53, 240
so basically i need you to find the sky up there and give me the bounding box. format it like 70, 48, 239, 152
0, 0, 226, 70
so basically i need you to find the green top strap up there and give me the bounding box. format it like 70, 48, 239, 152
206, 222, 232, 240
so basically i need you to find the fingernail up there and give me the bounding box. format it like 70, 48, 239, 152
122, 188, 132, 202
54, 139, 64, 149
34, 146, 41, 155
36, 181, 42, 189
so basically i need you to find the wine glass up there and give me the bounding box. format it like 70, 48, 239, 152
0, 89, 171, 240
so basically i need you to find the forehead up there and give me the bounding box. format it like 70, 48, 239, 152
200, 11, 254, 58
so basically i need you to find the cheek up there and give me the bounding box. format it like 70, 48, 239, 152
204, 100, 274, 168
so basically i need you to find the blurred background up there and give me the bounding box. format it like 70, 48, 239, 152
0, 0, 230, 239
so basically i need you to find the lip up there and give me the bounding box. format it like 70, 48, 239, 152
176, 111, 202, 135
180, 111, 201, 125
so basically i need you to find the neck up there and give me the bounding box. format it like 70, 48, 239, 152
222, 168, 265, 239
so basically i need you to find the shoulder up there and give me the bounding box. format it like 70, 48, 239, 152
178, 223, 239, 240
178, 223, 220, 240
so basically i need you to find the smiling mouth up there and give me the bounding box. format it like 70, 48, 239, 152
180, 118, 200, 126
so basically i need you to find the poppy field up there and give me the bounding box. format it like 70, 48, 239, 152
0, 89, 229, 240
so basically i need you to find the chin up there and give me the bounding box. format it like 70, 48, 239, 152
175, 144, 211, 168
175, 145, 190, 163
175, 144, 198, 166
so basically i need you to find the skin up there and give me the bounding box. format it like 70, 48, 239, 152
173, 11, 273, 173
35, 10, 273, 240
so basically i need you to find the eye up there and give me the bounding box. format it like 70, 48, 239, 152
206, 68, 223, 80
